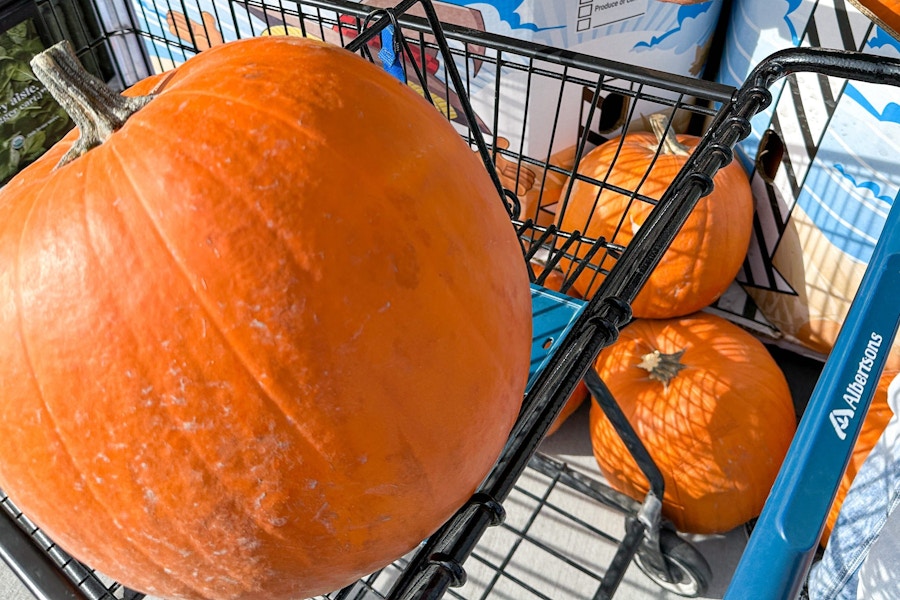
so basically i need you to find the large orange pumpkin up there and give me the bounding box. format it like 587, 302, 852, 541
0, 38, 532, 599
821, 369, 898, 544
589, 313, 796, 533
557, 116, 754, 318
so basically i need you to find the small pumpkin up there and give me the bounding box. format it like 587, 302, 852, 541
0, 38, 532, 600
821, 369, 898, 545
556, 114, 754, 318
589, 313, 796, 534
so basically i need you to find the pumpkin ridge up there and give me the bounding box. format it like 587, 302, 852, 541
104, 143, 339, 469
609, 193, 638, 244
377, 426, 444, 518
78, 155, 304, 597
128, 112, 337, 291
6, 318, 208, 598
5, 160, 155, 581
573, 176, 610, 234
690, 201, 722, 306
91, 152, 359, 596
120, 112, 325, 287
115, 73, 518, 533
9, 168, 73, 440
147, 87, 329, 149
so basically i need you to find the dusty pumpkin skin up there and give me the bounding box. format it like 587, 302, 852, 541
557, 118, 754, 318
0, 37, 532, 599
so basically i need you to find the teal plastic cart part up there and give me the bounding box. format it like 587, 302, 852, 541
725, 193, 900, 600
527, 284, 587, 393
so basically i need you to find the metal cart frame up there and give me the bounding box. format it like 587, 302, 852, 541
3, 1, 900, 599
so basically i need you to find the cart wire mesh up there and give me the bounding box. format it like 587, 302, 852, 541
6, 0, 898, 599
320, 454, 660, 600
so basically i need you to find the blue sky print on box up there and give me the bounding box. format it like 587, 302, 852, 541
632, 2, 719, 55
710, 0, 900, 342
132, 0, 723, 81
717, 0, 814, 169
460, 0, 560, 31
718, 0, 876, 172
718, 0, 811, 89
131, 0, 308, 69
443, 0, 722, 76
794, 33, 900, 265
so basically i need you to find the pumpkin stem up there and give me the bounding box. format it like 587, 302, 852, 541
647, 113, 691, 157
638, 348, 686, 388
30, 41, 152, 168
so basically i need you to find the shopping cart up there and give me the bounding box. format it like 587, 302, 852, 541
2, 1, 900, 599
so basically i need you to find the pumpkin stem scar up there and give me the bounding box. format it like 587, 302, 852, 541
30, 40, 153, 169
647, 112, 691, 157
638, 348, 686, 388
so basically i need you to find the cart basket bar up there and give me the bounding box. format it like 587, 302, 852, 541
723, 51, 900, 600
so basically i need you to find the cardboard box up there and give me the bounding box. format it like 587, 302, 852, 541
129, 0, 725, 223
713, 0, 900, 361
134, 0, 725, 78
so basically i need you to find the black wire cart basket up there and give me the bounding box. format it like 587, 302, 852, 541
3, 1, 900, 599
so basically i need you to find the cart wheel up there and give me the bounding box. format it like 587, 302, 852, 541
633, 529, 712, 597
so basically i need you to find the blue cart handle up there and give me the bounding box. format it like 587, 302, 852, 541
724, 193, 900, 599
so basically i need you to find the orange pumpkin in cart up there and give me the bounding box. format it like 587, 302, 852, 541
589, 313, 796, 534
556, 114, 754, 318
0, 38, 532, 600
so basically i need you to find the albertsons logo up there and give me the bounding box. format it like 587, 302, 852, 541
829, 331, 884, 441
